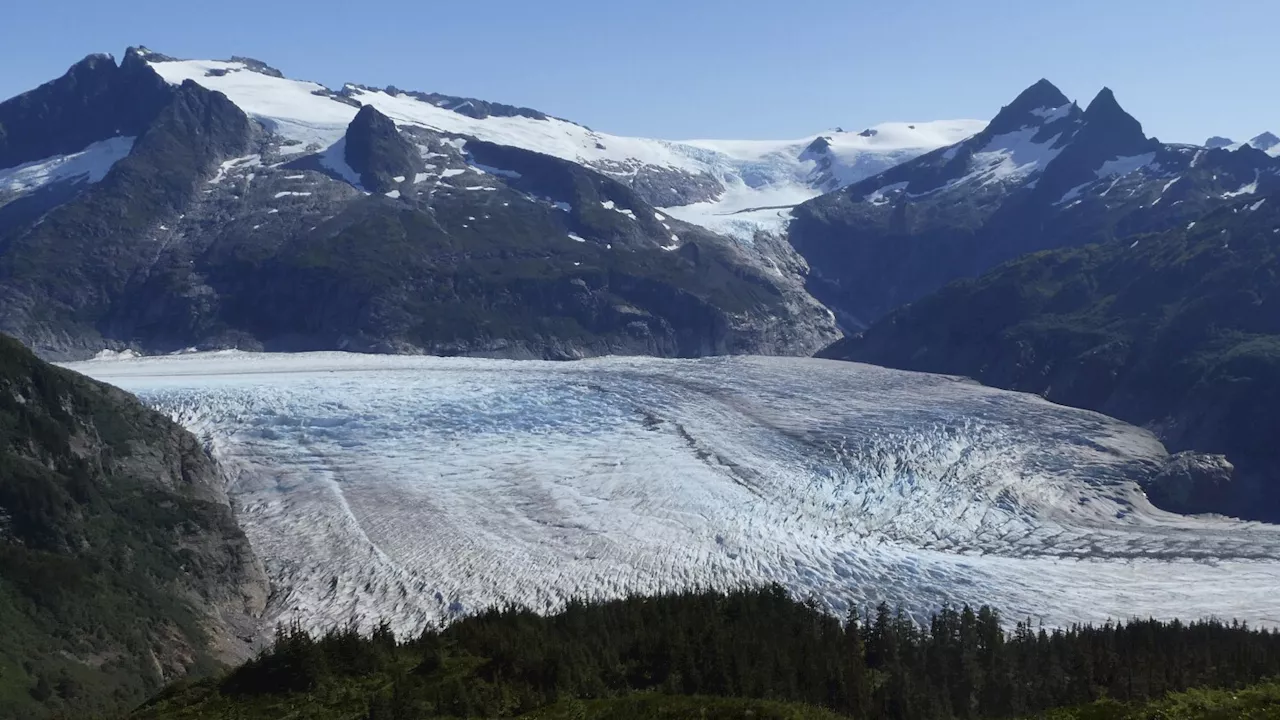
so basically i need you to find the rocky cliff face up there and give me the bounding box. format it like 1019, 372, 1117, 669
343, 105, 422, 194
0, 333, 267, 718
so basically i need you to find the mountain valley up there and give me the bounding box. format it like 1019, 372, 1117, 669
3, 39, 1280, 720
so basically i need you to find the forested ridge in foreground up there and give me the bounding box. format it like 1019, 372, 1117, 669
130, 586, 1280, 720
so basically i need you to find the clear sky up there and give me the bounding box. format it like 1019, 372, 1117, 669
1, 0, 1274, 144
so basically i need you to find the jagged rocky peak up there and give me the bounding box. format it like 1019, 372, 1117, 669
802, 135, 832, 155
125, 45, 175, 63
343, 104, 421, 194
1083, 87, 1135, 123
984, 78, 1075, 135
1205, 136, 1235, 149
1073, 86, 1153, 156
0, 47, 172, 170
1028, 87, 1154, 199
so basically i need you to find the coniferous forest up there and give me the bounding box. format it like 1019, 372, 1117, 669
132, 586, 1280, 719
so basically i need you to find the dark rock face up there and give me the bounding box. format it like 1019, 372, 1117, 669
822, 195, 1280, 522
1145, 452, 1236, 516
0, 51, 171, 169
0, 333, 267, 718
344, 85, 552, 121
1205, 136, 1235, 149
402, 89, 549, 121
188, 138, 807, 359
803, 136, 832, 155
342, 105, 421, 194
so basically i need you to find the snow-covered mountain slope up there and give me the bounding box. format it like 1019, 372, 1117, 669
135, 49, 981, 238
0, 136, 135, 196
659, 121, 986, 237
69, 351, 1280, 637
1207, 132, 1280, 157
788, 79, 1280, 329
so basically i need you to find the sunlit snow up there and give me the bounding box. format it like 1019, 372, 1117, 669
0, 136, 135, 194
67, 352, 1280, 638
661, 121, 985, 238
968, 128, 1064, 186
1224, 173, 1260, 198
318, 138, 364, 189
1030, 103, 1073, 123
1096, 152, 1156, 179
149, 59, 356, 153
143, 56, 982, 240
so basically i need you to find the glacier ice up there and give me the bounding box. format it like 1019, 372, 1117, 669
68, 352, 1280, 637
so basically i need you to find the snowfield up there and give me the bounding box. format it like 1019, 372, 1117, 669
68, 352, 1280, 637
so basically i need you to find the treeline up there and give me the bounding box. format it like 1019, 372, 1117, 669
166, 586, 1280, 719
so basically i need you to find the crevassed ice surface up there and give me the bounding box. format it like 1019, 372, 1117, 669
68, 352, 1280, 636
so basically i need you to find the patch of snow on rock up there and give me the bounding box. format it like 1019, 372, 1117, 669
864, 181, 909, 205
0, 136, 136, 193
319, 138, 364, 190
1224, 174, 1260, 198
968, 128, 1065, 186
1096, 152, 1156, 179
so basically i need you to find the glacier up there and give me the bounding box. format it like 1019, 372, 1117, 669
67, 351, 1280, 638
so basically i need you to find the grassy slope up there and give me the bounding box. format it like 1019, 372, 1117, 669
1037, 682, 1280, 719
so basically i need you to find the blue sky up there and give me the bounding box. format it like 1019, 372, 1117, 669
1, 0, 1274, 143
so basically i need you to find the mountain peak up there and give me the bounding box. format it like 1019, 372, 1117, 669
1248, 131, 1279, 152
1020, 78, 1070, 108
1206, 136, 1235, 149
1084, 87, 1122, 115
985, 79, 1072, 135
1080, 87, 1147, 146
67, 52, 119, 78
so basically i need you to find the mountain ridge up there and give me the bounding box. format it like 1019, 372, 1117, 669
0, 48, 843, 359
786, 78, 1280, 329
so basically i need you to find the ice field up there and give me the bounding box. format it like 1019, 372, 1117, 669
69, 352, 1280, 636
